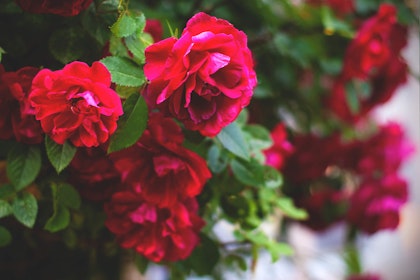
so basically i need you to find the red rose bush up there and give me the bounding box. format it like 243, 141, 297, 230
0, 1, 417, 279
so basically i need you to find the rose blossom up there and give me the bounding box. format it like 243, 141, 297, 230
0, 65, 43, 144
144, 12, 257, 137
29, 61, 123, 147
347, 173, 408, 234
14, 0, 94, 17
68, 145, 121, 201
110, 112, 211, 207
264, 123, 294, 170
105, 191, 204, 262
341, 4, 407, 80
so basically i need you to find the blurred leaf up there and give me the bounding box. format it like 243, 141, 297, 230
231, 158, 264, 186
7, 144, 41, 191
44, 204, 70, 233
188, 234, 220, 275
224, 254, 248, 271
262, 165, 283, 189
134, 254, 149, 274
207, 144, 229, 174
49, 26, 90, 64
344, 244, 362, 275
12, 193, 38, 228
275, 197, 308, 220
45, 136, 77, 174
56, 183, 81, 210
101, 56, 146, 86
321, 6, 354, 38
0, 199, 12, 218
217, 122, 250, 160
0, 226, 11, 247
108, 94, 148, 153
0, 184, 15, 200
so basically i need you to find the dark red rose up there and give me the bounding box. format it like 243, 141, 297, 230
144, 19, 163, 43
104, 191, 204, 262
347, 173, 408, 234
341, 4, 406, 80
144, 12, 257, 137
14, 0, 93, 16
0, 64, 43, 144
264, 123, 294, 170
295, 187, 348, 231
29, 61, 123, 147
68, 145, 121, 201
110, 112, 211, 207
306, 0, 354, 15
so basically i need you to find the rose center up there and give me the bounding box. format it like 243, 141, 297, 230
69, 90, 100, 115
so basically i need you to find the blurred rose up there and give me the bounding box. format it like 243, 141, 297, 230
0, 64, 43, 144
29, 61, 123, 147
144, 12, 257, 137
264, 123, 294, 170
144, 19, 163, 43
14, 0, 93, 16
306, 0, 354, 15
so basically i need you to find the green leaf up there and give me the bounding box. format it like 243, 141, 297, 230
224, 254, 248, 271
12, 193, 38, 228
48, 26, 90, 64
0, 199, 12, 218
125, 32, 152, 64
207, 144, 229, 174
101, 56, 146, 87
321, 6, 355, 38
134, 254, 149, 274
108, 94, 148, 153
241, 231, 293, 262
44, 204, 70, 233
243, 124, 273, 151
0, 226, 12, 247
0, 184, 15, 200
7, 144, 41, 191
56, 183, 81, 210
275, 197, 308, 220
110, 13, 145, 38
231, 158, 264, 186
188, 234, 220, 275
45, 136, 77, 174
115, 84, 141, 99
262, 166, 283, 189
217, 122, 250, 160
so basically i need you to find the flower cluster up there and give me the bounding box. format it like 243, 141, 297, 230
0, 0, 417, 279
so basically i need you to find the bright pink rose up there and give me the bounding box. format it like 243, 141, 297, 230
105, 191, 204, 262
341, 4, 406, 80
0, 65, 43, 144
347, 173, 408, 234
29, 61, 123, 147
144, 12, 257, 137
110, 112, 211, 207
264, 123, 294, 170
14, 0, 93, 16
68, 145, 121, 201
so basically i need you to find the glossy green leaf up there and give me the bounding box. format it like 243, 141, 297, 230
0, 226, 11, 247
108, 94, 148, 153
101, 56, 145, 87
110, 13, 145, 38
12, 193, 38, 228
125, 32, 152, 64
217, 122, 250, 160
7, 144, 41, 191
45, 136, 77, 174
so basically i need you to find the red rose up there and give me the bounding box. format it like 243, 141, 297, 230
29, 61, 123, 147
264, 123, 294, 170
347, 173, 408, 234
14, 0, 93, 16
68, 146, 121, 201
341, 4, 406, 80
110, 112, 211, 207
105, 191, 204, 262
144, 12, 257, 137
0, 65, 43, 144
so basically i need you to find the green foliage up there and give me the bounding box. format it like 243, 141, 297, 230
12, 193, 38, 228
0, 199, 12, 218
6, 143, 41, 191
0, 226, 12, 247
45, 136, 77, 174
108, 93, 148, 153
216, 122, 250, 160
186, 234, 220, 275
101, 56, 146, 86
111, 13, 146, 38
